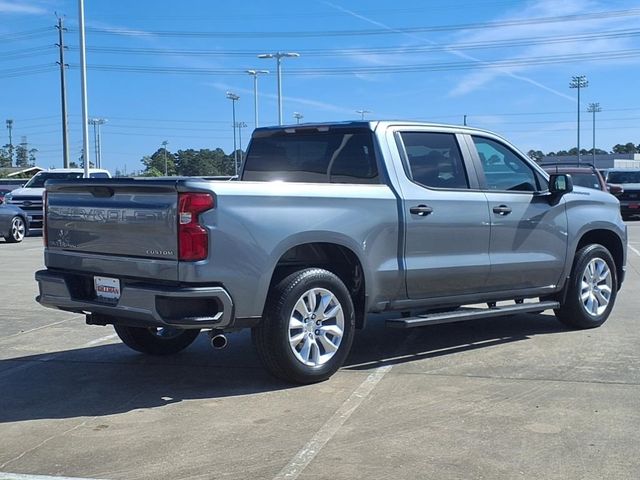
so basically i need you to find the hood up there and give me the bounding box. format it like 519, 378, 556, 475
7, 187, 45, 197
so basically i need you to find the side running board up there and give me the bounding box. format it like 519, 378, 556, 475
385, 300, 560, 329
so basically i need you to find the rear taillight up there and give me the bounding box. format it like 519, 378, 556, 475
43, 190, 48, 247
178, 192, 214, 261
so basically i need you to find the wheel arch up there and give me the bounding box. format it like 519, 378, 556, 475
574, 228, 625, 288
267, 241, 368, 329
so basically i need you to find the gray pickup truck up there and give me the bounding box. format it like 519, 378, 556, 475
36, 121, 627, 384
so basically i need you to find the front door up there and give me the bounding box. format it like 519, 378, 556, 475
468, 135, 568, 291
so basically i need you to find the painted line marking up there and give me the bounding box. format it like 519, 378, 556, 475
0, 473, 105, 480
628, 243, 640, 258
273, 365, 392, 480
83, 334, 118, 347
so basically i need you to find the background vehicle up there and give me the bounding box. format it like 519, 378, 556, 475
5, 168, 110, 228
0, 204, 29, 243
541, 162, 607, 191
600, 168, 640, 220
0, 188, 13, 205
36, 122, 626, 384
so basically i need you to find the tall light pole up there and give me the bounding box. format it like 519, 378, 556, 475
246, 69, 269, 129
587, 102, 602, 167
569, 75, 588, 165
293, 112, 303, 124
56, 14, 70, 168
78, 0, 91, 176
226, 91, 240, 176
5, 119, 13, 166
356, 109, 371, 120
258, 52, 300, 125
161, 140, 169, 175
236, 122, 247, 168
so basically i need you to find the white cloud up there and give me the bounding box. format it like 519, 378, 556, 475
0, 0, 46, 15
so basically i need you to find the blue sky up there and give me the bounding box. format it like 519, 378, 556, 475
1, 0, 639, 174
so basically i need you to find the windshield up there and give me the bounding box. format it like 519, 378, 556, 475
570, 172, 602, 190
24, 172, 85, 188
607, 171, 640, 184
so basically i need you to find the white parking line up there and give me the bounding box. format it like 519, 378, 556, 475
83, 334, 118, 347
0, 473, 105, 480
628, 243, 640, 258
273, 365, 392, 480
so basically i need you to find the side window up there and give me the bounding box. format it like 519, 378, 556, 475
472, 136, 539, 192
90, 172, 109, 179
400, 132, 469, 189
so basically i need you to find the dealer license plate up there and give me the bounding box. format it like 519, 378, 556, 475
94, 276, 121, 301
629, 203, 639, 209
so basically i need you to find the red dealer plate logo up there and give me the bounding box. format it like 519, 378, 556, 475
94, 276, 121, 301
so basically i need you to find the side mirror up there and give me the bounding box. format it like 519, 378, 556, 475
548, 173, 573, 195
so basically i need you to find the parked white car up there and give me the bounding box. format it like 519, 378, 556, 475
4, 168, 110, 228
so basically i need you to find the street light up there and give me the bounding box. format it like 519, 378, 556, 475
225, 91, 240, 176
236, 122, 247, 168
161, 140, 169, 175
356, 109, 371, 120
293, 112, 303, 124
246, 69, 269, 129
569, 75, 588, 164
587, 102, 602, 167
258, 52, 300, 125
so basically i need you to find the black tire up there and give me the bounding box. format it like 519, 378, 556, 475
252, 268, 355, 384
4, 216, 26, 243
114, 325, 200, 355
554, 244, 617, 329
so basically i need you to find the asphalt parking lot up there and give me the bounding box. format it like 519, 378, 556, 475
1, 226, 639, 480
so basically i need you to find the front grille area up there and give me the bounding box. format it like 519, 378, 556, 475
9, 195, 44, 225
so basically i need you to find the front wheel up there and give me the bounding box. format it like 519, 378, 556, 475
114, 325, 200, 355
555, 244, 617, 329
252, 268, 355, 384
5, 216, 26, 243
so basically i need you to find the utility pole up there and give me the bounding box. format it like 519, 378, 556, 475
5, 119, 13, 166
226, 91, 239, 176
293, 112, 303, 124
463, 114, 467, 126
236, 122, 247, 168
587, 102, 602, 167
56, 14, 70, 168
161, 140, 168, 175
258, 52, 300, 125
88, 118, 106, 168
356, 109, 371, 120
246, 69, 269, 129
569, 75, 588, 165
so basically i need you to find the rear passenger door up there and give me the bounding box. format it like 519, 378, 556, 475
394, 129, 492, 299
466, 135, 568, 291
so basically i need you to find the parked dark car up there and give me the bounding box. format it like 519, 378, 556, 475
0, 188, 13, 205
0, 204, 29, 243
542, 163, 607, 191
600, 169, 640, 219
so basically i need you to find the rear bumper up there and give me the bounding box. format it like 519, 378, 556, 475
35, 269, 234, 329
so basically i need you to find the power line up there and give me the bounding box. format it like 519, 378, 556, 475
69, 8, 640, 38
66, 28, 640, 58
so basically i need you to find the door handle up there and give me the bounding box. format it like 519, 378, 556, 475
492, 205, 512, 215
410, 205, 433, 216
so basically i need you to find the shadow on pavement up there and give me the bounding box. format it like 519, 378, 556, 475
0, 312, 568, 423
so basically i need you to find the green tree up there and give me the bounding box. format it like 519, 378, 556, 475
15, 144, 29, 168
527, 150, 545, 163
141, 148, 177, 176
612, 143, 638, 154
0, 145, 11, 168
175, 148, 233, 176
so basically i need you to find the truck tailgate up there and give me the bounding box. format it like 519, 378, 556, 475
45, 180, 179, 280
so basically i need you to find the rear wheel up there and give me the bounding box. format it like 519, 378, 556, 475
252, 268, 355, 384
114, 325, 200, 355
555, 244, 617, 329
4, 216, 26, 243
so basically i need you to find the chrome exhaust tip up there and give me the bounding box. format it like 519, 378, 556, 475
209, 333, 228, 349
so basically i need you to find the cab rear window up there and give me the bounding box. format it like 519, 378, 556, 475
242, 130, 379, 184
